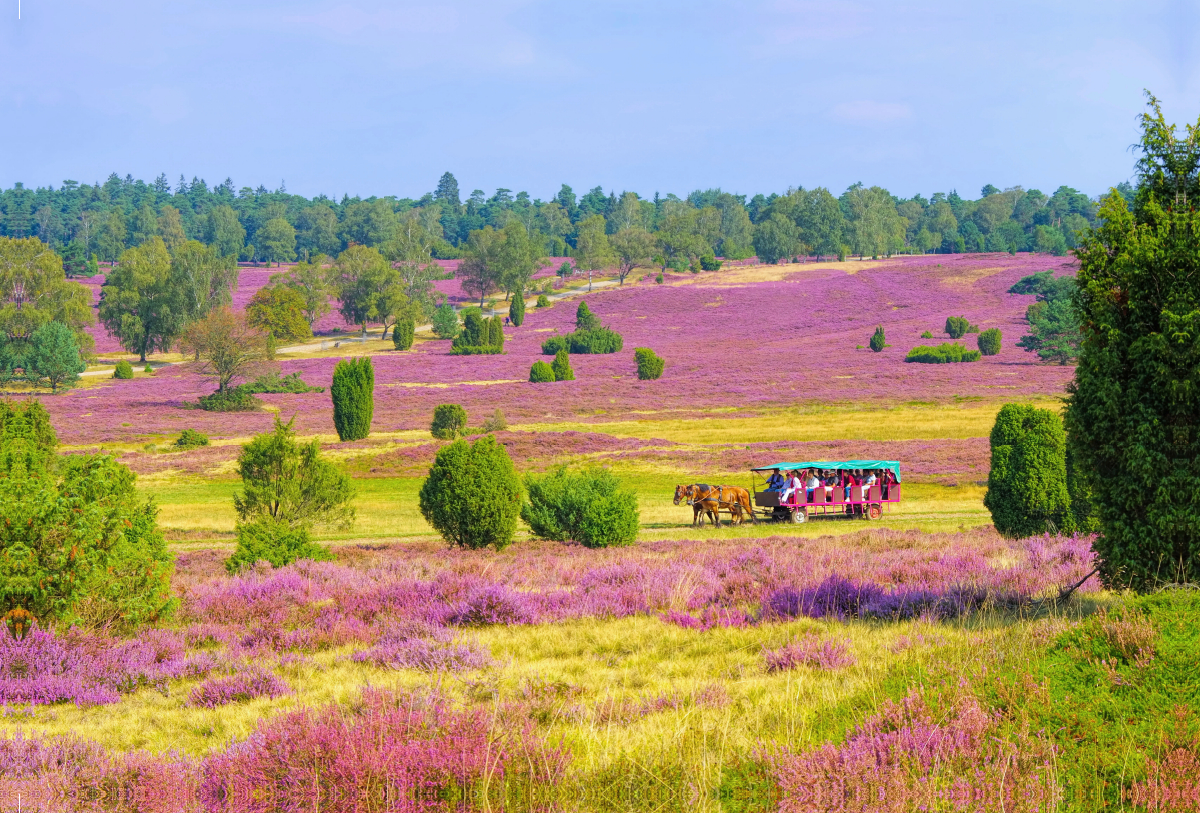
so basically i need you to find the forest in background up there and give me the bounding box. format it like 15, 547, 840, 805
0, 172, 1124, 271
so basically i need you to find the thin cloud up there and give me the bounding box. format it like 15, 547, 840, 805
831, 101, 913, 124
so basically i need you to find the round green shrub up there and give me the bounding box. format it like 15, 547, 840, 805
904, 343, 981, 364
198, 388, 261, 412
419, 435, 521, 550
634, 347, 664, 380
536, 294, 550, 308
945, 316, 970, 339
529, 361, 556, 383
224, 519, 334, 574
655, 273, 664, 284
113, 360, 134, 379
510, 293, 525, 327
977, 328, 1002, 356
331, 357, 374, 441
983, 403, 1070, 538
551, 349, 574, 382
869, 326, 886, 352
920, 330, 934, 339
393, 318, 415, 350
173, 429, 210, 450
143, 364, 153, 374
521, 467, 640, 548
431, 403, 468, 439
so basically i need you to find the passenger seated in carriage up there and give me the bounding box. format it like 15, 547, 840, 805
805, 471, 821, 502
765, 469, 786, 492
779, 470, 803, 503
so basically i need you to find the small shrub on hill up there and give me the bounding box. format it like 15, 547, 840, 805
869, 326, 886, 352
575, 301, 600, 331
542, 327, 623, 355
521, 467, 639, 548
143, 364, 153, 374
198, 388, 261, 412
451, 313, 503, 355
536, 294, 550, 308
983, 403, 1070, 538
331, 357, 374, 441
945, 316, 970, 339
920, 330, 933, 339
113, 360, 134, 379
419, 435, 522, 550
173, 429, 209, 450
392, 318, 415, 350
233, 415, 356, 531
480, 409, 507, 433
655, 273, 664, 284
241, 371, 322, 394
905, 343, 981, 364
529, 361, 555, 383
225, 520, 334, 574
634, 347, 664, 380
977, 328, 1002, 356
551, 349, 574, 381
700, 254, 722, 271
431, 304, 459, 339
431, 404, 468, 439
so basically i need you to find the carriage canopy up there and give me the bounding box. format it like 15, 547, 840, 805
751, 461, 902, 483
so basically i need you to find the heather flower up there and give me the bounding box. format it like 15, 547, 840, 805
187, 666, 291, 708
764, 636, 856, 672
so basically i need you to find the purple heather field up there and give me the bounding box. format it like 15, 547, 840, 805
59, 253, 1069, 447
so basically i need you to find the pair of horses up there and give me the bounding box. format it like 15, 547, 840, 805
673, 484, 755, 526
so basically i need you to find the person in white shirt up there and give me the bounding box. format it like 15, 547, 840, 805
779, 470, 803, 504
864, 471, 878, 494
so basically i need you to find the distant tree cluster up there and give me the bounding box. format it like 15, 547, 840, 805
0, 172, 1112, 296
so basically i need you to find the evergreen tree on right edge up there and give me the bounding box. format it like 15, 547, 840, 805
1067, 93, 1200, 589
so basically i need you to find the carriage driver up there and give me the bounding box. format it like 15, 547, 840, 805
765, 469, 786, 492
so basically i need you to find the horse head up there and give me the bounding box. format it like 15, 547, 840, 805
673, 484, 690, 505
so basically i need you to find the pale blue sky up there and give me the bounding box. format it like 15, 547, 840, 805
2, 1, 1197, 200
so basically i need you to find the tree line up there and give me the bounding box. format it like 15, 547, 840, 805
0, 172, 1125, 272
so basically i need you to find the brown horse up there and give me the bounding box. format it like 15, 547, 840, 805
674, 484, 756, 527
675, 484, 719, 527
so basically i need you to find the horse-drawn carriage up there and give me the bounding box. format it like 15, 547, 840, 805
749, 460, 901, 524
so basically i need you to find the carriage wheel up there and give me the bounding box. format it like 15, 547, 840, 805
790, 507, 807, 524
867, 504, 883, 520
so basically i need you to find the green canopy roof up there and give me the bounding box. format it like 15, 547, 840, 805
751, 461, 901, 482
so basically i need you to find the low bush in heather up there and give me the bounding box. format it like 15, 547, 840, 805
431, 303, 459, 339
905, 343, 981, 363
239, 370, 322, 394
944, 315, 973, 338
634, 347, 664, 380
480, 408, 507, 433
112, 359, 134, 379
529, 360, 556, 383
431, 403, 468, 439
225, 520, 334, 574
196, 387, 261, 412
536, 294, 550, 308
392, 316, 415, 350
542, 327, 623, 355
188, 665, 291, 708
764, 636, 856, 672
552, 348, 574, 381
172, 428, 209, 450
419, 435, 522, 550
869, 325, 886, 352
977, 327, 1002, 355
521, 467, 640, 548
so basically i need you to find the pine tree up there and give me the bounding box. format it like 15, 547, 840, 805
331, 357, 374, 441
869, 325, 886, 352
552, 349, 574, 381
509, 290, 525, 327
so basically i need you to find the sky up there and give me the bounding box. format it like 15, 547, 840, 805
2, 1, 1199, 202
